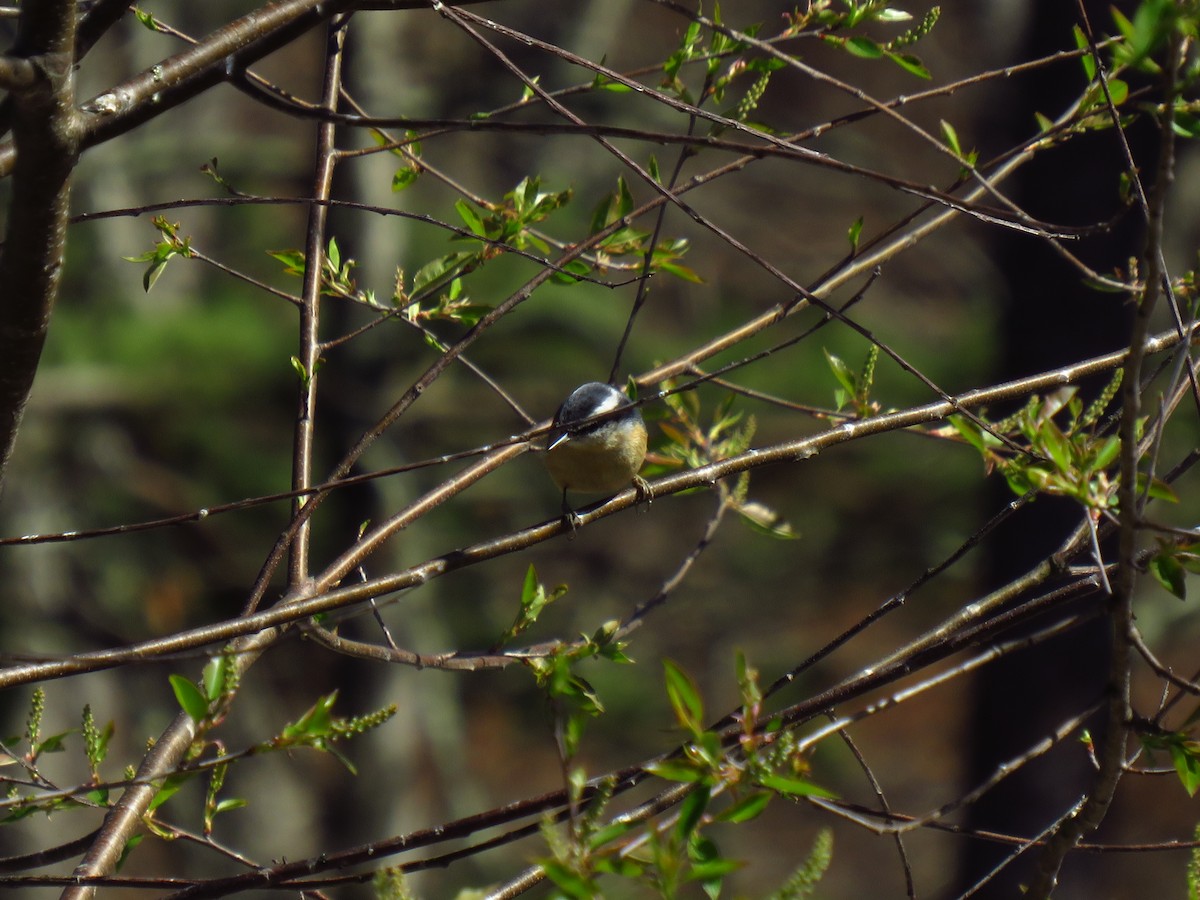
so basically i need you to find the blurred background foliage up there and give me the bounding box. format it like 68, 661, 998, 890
2, 1, 1199, 898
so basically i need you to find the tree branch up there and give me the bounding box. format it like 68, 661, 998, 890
0, 0, 80, 491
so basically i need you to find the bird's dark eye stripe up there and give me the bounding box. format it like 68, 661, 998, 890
566, 406, 637, 435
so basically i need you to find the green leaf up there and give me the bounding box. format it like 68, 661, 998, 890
37, 731, 69, 754
716, 790, 771, 823
948, 414, 989, 454
664, 659, 705, 735
550, 259, 590, 285
143, 257, 170, 292
1038, 420, 1073, 473
1170, 739, 1200, 796
268, 248, 306, 276
169, 675, 209, 723
521, 563, 539, 606
455, 199, 488, 237
541, 859, 596, 899
657, 260, 705, 283
875, 8, 913, 22
595, 856, 643, 878
201, 655, 230, 703
847, 216, 864, 253
688, 855, 741, 883
646, 759, 706, 783
940, 119, 963, 157
758, 773, 836, 799
1087, 436, 1120, 472
282, 691, 339, 740
887, 51, 931, 79
823, 349, 857, 397
133, 9, 159, 30
148, 773, 187, 811
588, 819, 636, 850
592, 71, 632, 93
675, 784, 711, 841
391, 167, 420, 191
1149, 552, 1187, 600
412, 251, 472, 293
1074, 24, 1097, 81
844, 36, 884, 59
1135, 473, 1179, 503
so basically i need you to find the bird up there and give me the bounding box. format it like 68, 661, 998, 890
541, 381, 649, 524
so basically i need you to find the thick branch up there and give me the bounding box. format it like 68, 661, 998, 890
0, 0, 80, 491
0, 1, 500, 178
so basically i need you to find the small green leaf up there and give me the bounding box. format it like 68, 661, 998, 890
657, 260, 704, 283
887, 51, 931, 79
37, 732, 69, 754
675, 784, 711, 841
169, 675, 209, 723
592, 71, 632, 93
1073, 25, 1097, 81
948, 414, 989, 454
823, 349, 857, 397
455, 199, 488, 237
149, 774, 187, 811
1087, 436, 1120, 472
1136, 473, 1179, 503
1149, 552, 1188, 600
648, 154, 661, 183
688, 855, 741, 884
201, 655, 230, 703
1169, 740, 1200, 796
412, 251, 472, 293
716, 790, 771, 823
282, 691, 339, 740
1038, 420, 1073, 473
664, 659, 705, 735
758, 773, 836, 799
550, 259, 590, 285
940, 119, 963, 157
646, 759, 706, 783
541, 859, 596, 899
85, 787, 109, 806
847, 216, 864, 253
268, 248, 306, 276
391, 167, 420, 191
520, 564, 538, 606
844, 36, 884, 59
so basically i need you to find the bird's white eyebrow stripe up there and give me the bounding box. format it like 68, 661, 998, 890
590, 393, 624, 415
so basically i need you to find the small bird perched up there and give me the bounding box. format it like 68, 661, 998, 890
541, 381, 648, 520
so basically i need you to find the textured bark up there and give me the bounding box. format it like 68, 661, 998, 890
0, 0, 80, 491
